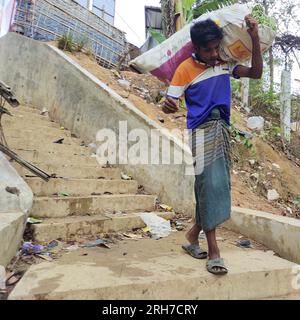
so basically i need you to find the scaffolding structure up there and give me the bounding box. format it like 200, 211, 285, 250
13, 0, 128, 68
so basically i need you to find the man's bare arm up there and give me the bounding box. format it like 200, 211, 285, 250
234, 15, 263, 79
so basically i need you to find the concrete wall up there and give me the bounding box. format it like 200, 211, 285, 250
0, 33, 195, 216
224, 207, 300, 264
0, 212, 25, 267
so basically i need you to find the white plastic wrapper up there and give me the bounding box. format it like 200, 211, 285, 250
130, 3, 276, 82
140, 212, 171, 239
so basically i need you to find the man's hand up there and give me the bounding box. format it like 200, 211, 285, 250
163, 96, 179, 114
245, 15, 259, 39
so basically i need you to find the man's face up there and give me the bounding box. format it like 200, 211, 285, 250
195, 39, 221, 66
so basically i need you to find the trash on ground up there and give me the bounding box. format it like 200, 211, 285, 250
46, 240, 64, 254
142, 226, 151, 233
265, 250, 275, 256
40, 107, 48, 115
36, 253, 53, 261
237, 129, 253, 139
121, 172, 132, 180
83, 239, 110, 249
27, 217, 43, 224
58, 192, 70, 197
122, 233, 143, 240
247, 116, 265, 131
22, 242, 44, 254
140, 212, 171, 239
66, 244, 80, 251
159, 204, 173, 212
88, 143, 97, 151
236, 239, 252, 248
47, 240, 59, 249
53, 138, 64, 144
174, 221, 185, 231
117, 79, 131, 90
267, 189, 280, 201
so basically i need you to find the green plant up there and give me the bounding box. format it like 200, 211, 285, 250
193, 0, 237, 18
251, 4, 277, 32
230, 79, 240, 96
230, 124, 253, 149
58, 33, 76, 52
148, 27, 167, 44
76, 36, 89, 52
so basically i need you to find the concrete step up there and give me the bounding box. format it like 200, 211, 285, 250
14, 149, 98, 166
6, 132, 82, 147
32, 212, 175, 243
6, 136, 91, 155
13, 162, 121, 179
31, 194, 157, 218
263, 294, 300, 300
6, 106, 53, 118
25, 177, 138, 196
5, 127, 73, 140
7, 105, 45, 116
3, 115, 60, 128
8, 230, 298, 300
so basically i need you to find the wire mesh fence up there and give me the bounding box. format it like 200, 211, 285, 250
13, 0, 128, 68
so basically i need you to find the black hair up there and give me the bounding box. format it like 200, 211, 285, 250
190, 19, 224, 48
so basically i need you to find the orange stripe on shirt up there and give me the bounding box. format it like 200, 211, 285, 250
171, 57, 207, 87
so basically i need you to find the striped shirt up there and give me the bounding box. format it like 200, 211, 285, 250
167, 55, 240, 129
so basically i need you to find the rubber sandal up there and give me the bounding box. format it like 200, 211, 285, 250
206, 258, 228, 275
182, 243, 208, 259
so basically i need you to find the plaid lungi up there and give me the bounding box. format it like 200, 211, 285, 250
189, 107, 232, 232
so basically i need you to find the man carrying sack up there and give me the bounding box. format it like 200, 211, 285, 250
163, 15, 263, 275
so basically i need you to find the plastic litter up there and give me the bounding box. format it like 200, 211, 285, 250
58, 192, 70, 197
159, 204, 173, 212
83, 239, 110, 248
267, 189, 280, 201
40, 107, 49, 115
22, 242, 44, 254
140, 212, 171, 239
117, 79, 131, 90
121, 172, 132, 180
36, 254, 53, 261
237, 239, 251, 248
47, 240, 59, 249
122, 233, 143, 240
27, 217, 43, 224
247, 116, 265, 131
53, 138, 64, 144
66, 244, 80, 251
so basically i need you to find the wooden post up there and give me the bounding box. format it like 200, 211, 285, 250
88, 0, 93, 11
280, 69, 291, 142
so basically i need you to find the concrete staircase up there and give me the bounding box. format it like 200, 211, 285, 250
4, 105, 167, 244
4, 105, 299, 300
